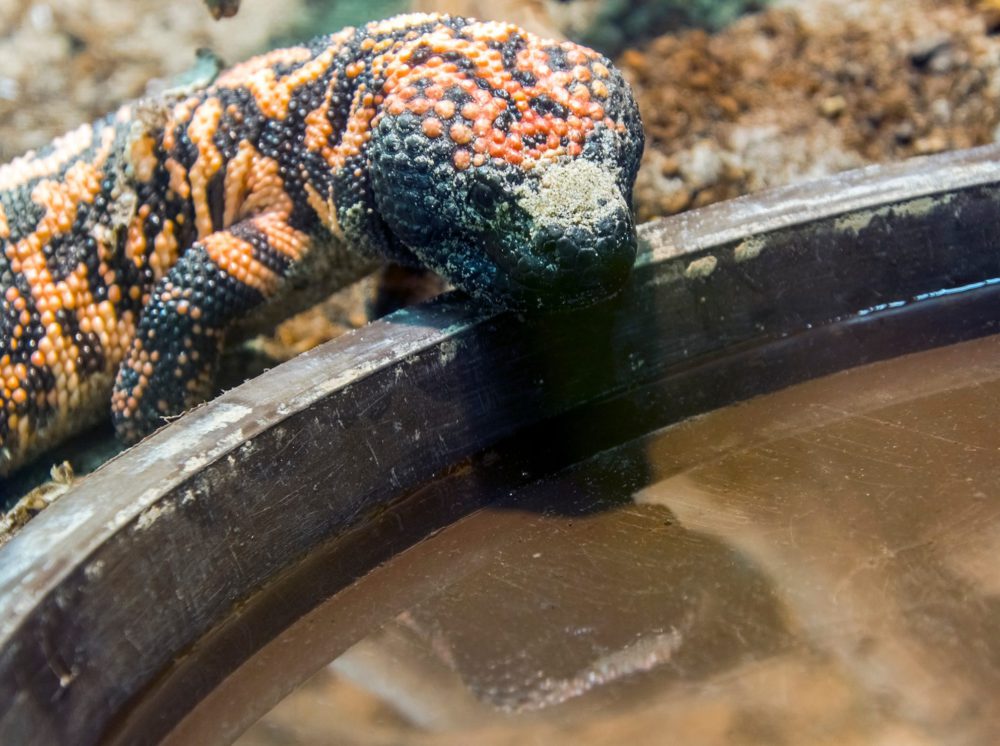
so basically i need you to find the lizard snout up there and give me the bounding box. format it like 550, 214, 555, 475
504, 158, 638, 309
516, 200, 636, 308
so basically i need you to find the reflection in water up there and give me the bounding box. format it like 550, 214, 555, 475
234, 335, 1000, 746
637, 340, 1000, 744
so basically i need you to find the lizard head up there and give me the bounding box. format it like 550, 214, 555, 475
369, 23, 644, 311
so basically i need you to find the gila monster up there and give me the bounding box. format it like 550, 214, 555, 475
0, 13, 644, 477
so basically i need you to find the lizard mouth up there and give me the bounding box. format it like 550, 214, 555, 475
486, 206, 637, 310
425, 209, 636, 311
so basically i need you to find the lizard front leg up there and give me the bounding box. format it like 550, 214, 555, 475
111, 213, 308, 443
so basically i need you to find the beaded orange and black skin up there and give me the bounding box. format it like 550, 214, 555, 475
0, 13, 644, 476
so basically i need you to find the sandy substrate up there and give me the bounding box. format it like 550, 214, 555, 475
625, 0, 1000, 220
0, 0, 303, 161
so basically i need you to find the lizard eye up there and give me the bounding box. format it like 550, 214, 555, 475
469, 180, 497, 217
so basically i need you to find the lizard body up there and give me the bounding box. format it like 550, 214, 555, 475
0, 13, 643, 476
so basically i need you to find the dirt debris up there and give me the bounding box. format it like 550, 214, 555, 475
624, 0, 1000, 221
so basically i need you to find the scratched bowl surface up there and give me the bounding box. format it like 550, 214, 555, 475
232, 334, 1000, 746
